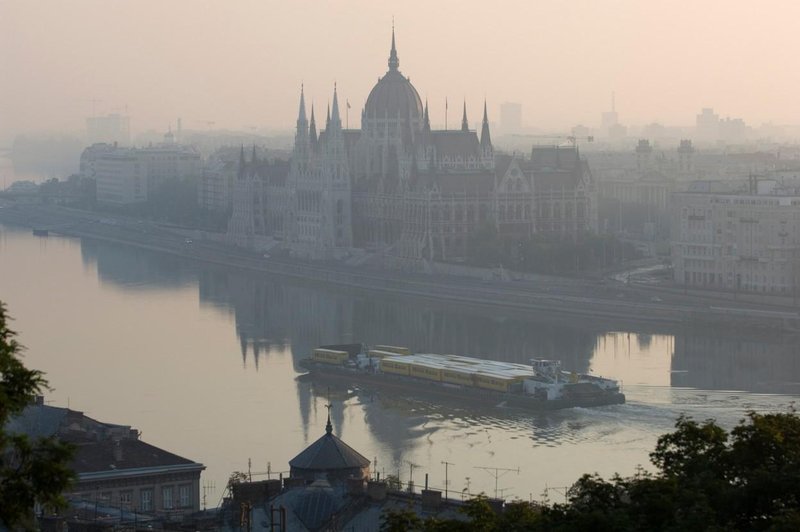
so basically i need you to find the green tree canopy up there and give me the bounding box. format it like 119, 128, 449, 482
0, 301, 75, 529
381, 410, 800, 531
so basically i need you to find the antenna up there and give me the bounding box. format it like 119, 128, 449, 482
202, 480, 215, 510
406, 460, 422, 493
544, 484, 569, 504
441, 461, 455, 501
474, 465, 520, 499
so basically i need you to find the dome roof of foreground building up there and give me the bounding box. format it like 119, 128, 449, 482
364, 29, 423, 122
289, 413, 370, 473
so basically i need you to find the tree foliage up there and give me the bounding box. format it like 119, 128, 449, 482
381, 411, 800, 531
0, 302, 75, 529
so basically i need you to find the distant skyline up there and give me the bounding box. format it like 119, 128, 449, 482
2, 0, 799, 142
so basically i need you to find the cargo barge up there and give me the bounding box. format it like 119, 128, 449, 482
299, 344, 625, 411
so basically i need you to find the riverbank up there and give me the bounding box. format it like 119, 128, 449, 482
2, 203, 798, 333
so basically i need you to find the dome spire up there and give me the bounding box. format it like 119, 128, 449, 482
388, 23, 399, 71
325, 402, 333, 435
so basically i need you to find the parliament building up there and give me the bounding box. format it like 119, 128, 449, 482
228, 30, 597, 264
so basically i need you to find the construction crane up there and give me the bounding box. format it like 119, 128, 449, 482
79, 98, 104, 116
512, 134, 594, 147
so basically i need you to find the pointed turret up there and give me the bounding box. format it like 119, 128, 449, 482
296, 85, 308, 130
309, 104, 318, 147
294, 85, 309, 152
480, 100, 492, 148
251, 144, 258, 165
330, 84, 341, 129
388, 25, 399, 72
461, 101, 469, 132
423, 100, 431, 133
237, 144, 246, 179
326, 103, 331, 129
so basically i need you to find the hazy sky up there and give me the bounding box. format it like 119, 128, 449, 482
2, 0, 799, 142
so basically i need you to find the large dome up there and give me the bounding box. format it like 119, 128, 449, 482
365, 70, 423, 121
363, 30, 423, 121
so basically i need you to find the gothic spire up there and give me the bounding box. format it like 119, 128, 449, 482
480, 100, 492, 148
326, 103, 331, 129
461, 101, 469, 132
388, 24, 399, 72
330, 84, 341, 128
423, 99, 431, 132
251, 144, 257, 164
309, 104, 318, 146
297, 84, 307, 126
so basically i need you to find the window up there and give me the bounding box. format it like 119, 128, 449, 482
162, 486, 174, 510
141, 488, 153, 512
120, 490, 132, 506
178, 485, 191, 508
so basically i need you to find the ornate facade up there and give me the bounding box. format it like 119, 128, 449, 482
229, 30, 598, 263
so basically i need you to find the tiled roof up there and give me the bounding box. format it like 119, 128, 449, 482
7, 405, 68, 439
494, 154, 515, 178
530, 146, 580, 171
427, 131, 481, 159
289, 432, 370, 471
72, 438, 198, 474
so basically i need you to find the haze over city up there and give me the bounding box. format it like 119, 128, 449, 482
2, 0, 799, 142
4, 1, 800, 530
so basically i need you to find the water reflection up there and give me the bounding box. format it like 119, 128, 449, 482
673, 333, 800, 394
4, 224, 800, 500
76, 232, 800, 399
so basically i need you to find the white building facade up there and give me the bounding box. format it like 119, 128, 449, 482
93, 137, 201, 205
671, 180, 800, 294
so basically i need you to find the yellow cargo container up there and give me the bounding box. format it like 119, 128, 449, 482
410, 363, 443, 382
380, 359, 412, 376
368, 349, 400, 359
312, 348, 349, 365
374, 345, 411, 356
474, 374, 515, 392
441, 369, 474, 386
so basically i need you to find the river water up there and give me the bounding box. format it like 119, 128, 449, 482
1, 223, 799, 505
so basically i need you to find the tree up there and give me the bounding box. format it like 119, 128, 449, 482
380, 506, 423, 532
0, 301, 75, 529
387, 411, 800, 531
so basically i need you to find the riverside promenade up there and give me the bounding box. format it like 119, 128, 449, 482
2, 203, 798, 333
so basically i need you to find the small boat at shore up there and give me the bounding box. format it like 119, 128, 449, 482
299, 344, 625, 411
32, 228, 49, 236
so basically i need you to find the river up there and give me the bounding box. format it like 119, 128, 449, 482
1, 222, 798, 505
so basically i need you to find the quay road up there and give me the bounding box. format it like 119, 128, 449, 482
2, 203, 799, 333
